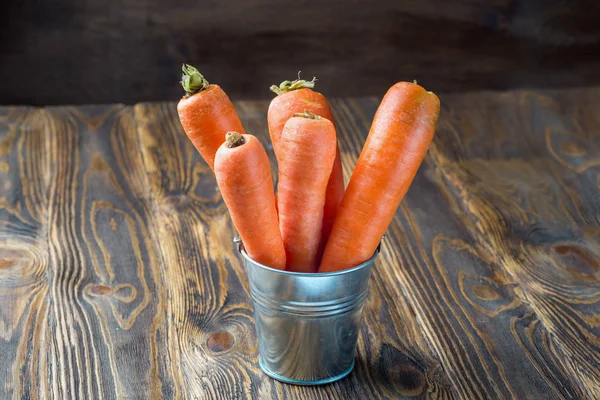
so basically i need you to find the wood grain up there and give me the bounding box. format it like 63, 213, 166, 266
0, 106, 49, 400
2, 0, 600, 105
1, 87, 599, 398
429, 88, 600, 398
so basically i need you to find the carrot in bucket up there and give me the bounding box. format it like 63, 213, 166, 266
319, 82, 440, 272
268, 75, 345, 260
277, 112, 337, 272
214, 132, 286, 270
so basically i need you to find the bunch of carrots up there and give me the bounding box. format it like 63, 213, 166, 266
177, 64, 440, 273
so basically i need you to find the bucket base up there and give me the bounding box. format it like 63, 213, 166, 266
258, 358, 355, 386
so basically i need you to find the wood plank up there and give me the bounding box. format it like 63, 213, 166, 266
429, 88, 600, 398
0, 107, 50, 399
43, 105, 180, 399
2, 0, 600, 105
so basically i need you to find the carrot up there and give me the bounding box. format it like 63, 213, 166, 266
277, 112, 336, 272
177, 64, 245, 170
268, 75, 344, 259
319, 82, 440, 272
214, 132, 286, 270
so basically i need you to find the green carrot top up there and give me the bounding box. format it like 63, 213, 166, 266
270, 72, 316, 95
181, 64, 209, 96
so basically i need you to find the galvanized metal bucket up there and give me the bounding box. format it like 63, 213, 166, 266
237, 239, 379, 385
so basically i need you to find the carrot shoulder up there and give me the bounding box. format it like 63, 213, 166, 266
177, 64, 245, 170
214, 132, 286, 270
277, 112, 336, 272
268, 76, 344, 259
319, 82, 440, 272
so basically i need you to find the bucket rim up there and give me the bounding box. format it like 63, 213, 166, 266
235, 238, 380, 277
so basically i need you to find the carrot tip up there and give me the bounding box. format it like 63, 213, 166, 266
225, 131, 246, 148
181, 64, 209, 96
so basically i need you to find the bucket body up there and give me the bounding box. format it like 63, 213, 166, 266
239, 244, 378, 385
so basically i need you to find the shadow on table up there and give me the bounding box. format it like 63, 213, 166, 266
351, 344, 452, 397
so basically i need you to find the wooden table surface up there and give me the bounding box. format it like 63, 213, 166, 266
1, 87, 599, 399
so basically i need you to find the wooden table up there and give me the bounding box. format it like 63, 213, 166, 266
1, 87, 599, 399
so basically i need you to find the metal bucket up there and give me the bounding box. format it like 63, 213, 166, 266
237, 239, 378, 385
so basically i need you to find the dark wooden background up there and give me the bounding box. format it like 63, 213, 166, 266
2, 0, 600, 105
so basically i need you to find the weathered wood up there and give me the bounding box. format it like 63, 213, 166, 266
1, 87, 600, 398
47, 106, 179, 398
0, 107, 49, 399
2, 0, 600, 105
429, 88, 600, 398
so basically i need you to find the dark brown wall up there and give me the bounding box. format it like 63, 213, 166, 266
1, 0, 599, 105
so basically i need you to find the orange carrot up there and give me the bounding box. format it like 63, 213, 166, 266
268, 76, 344, 259
319, 82, 440, 272
214, 132, 286, 270
277, 112, 336, 272
177, 64, 245, 170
